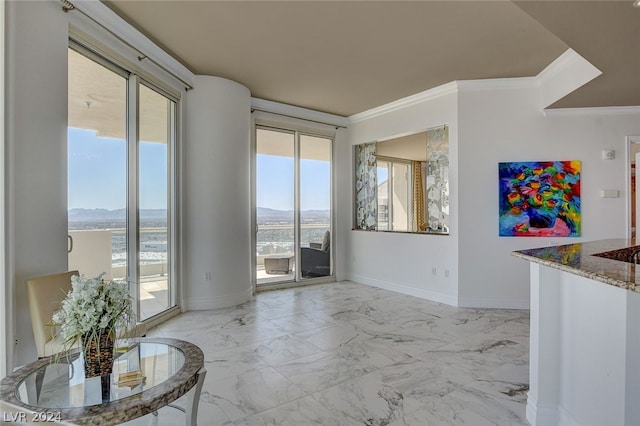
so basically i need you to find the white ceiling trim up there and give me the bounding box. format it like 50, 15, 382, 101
537, 48, 602, 109
251, 98, 349, 129
347, 76, 539, 124
543, 106, 640, 117
347, 48, 606, 125
456, 77, 538, 92
72, 0, 194, 87
349, 82, 459, 124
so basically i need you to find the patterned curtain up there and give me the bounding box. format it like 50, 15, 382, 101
412, 161, 426, 232
354, 142, 377, 230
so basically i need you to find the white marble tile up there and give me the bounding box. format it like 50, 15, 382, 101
146, 281, 529, 426
201, 366, 306, 422
202, 345, 269, 381
272, 350, 383, 393
422, 334, 528, 382
373, 358, 473, 414
294, 323, 373, 351
252, 334, 324, 365
388, 378, 527, 426
311, 371, 405, 425
268, 313, 331, 333
231, 394, 362, 426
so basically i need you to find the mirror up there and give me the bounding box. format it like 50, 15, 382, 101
354, 125, 449, 234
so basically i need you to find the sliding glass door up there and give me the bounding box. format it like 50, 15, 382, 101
67, 45, 177, 322
138, 84, 173, 320
255, 126, 333, 286
255, 128, 296, 284
299, 135, 332, 280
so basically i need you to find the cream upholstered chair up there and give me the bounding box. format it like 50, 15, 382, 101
25, 270, 78, 358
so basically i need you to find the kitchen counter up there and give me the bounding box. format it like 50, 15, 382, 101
514, 239, 640, 426
512, 238, 640, 292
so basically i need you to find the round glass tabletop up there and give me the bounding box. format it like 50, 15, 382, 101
16, 342, 185, 408
0, 338, 204, 425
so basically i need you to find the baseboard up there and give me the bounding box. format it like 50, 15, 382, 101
182, 287, 253, 311
527, 395, 580, 426
457, 296, 530, 310
347, 273, 458, 306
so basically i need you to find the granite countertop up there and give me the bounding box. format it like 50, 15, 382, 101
512, 238, 640, 292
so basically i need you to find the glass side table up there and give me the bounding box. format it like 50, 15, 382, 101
0, 338, 206, 425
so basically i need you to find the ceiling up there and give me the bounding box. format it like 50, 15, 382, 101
102, 1, 640, 117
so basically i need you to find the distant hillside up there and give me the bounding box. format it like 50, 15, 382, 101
68, 208, 167, 222
69, 207, 327, 224
257, 207, 329, 224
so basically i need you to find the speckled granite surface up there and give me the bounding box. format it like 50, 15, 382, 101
0, 338, 204, 425
512, 238, 640, 292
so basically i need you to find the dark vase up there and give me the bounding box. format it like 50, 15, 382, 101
82, 332, 114, 378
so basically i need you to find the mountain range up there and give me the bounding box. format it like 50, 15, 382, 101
69, 207, 329, 222
68, 208, 167, 222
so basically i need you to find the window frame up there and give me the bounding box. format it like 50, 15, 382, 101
67, 40, 180, 324
252, 118, 336, 291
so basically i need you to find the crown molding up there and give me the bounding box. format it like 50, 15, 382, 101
349, 82, 459, 124
348, 76, 540, 124
543, 106, 640, 117
251, 98, 349, 128
347, 48, 606, 124
536, 48, 602, 109
537, 49, 579, 84
456, 77, 538, 92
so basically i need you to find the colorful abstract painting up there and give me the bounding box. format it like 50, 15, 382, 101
499, 161, 581, 237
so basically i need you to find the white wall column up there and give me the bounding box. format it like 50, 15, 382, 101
183, 76, 252, 310
527, 263, 562, 425
1, 0, 8, 379
6, 0, 69, 367
527, 263, 637, 426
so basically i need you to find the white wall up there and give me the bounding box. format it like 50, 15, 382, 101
333, 128, 350, 282
344, 92, 460, 305
1, 0, 7, 378
344, 70, 640, 309
5, 0, 70, 365
183, 76, 253, 310
457, 87, 640, 308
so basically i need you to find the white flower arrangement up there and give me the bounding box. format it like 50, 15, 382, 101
52, 273, 135, 353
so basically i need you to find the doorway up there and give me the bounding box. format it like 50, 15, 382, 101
255, 126, 333, 287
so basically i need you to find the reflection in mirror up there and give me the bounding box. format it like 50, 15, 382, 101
353, 125, 449, 234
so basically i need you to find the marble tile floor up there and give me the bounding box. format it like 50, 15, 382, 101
124, 281, 530, 426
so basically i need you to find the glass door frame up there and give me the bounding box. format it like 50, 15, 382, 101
68, 41, 179, 324
252, 121, 335, 291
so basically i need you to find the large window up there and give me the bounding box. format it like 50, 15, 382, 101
255, 125, 333, 286
67, 44, 177, 322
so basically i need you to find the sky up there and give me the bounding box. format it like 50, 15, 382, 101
256, 154, 331, 211
68, 127, 168, 210
69, 128, 331, 212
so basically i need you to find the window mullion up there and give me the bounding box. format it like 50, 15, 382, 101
127, 74, 140, 320
294, 132, 301, 281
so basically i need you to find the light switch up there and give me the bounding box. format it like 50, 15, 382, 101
602, 150, 615, 160
600, 189, 619, 198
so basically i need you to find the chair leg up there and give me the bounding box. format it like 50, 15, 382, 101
184, 368, 206, 426
34, 367, 45, 402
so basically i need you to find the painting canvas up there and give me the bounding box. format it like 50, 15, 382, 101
499, 161, 581, 237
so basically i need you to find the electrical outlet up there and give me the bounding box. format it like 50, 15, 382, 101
432, 267, 437, 276
204, 272, 211, 281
